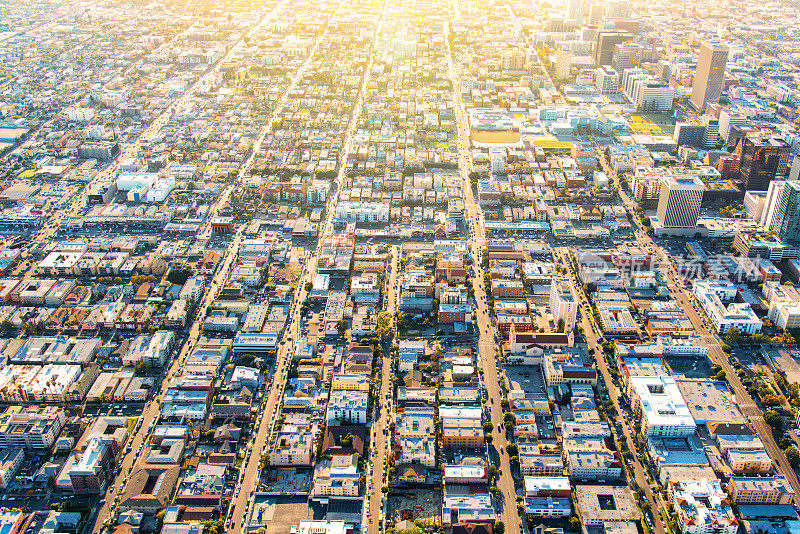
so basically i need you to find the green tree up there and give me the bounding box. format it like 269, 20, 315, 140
494, 521, 505, 534
765, 410, 784, 430
725, 327, 741, 347
156, 508, 166, 528
204, 520, 224, 534
786, 446, 800, 467
167, 266, 194, 285
336, 319, 349, 337
763, 394, 786, 407
341, 433, 354, 448
375, 310, 393, 337
0, 319, 13, 335
487, 465, 498, 479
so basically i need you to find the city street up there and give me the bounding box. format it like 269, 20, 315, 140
229, 5, 385, 530
447, 21, 520, 534
553, 247, 665, 534
365, 245, 398, 534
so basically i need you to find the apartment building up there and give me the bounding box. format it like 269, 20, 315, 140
728, 476, 795, 505
0, 406, 66, 451
629, 376, 696, 437
440, 406, 483, 449
271, 426, 313, 466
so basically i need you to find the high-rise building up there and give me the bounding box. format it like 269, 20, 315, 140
737, 133, 791, 191
501, 50, 526, 71
772, 181, 800, 244
606, 0, 631, 18
567, 0, 584, 25
789, 155, 800, 182
550, 278, 578, 332
690, 41, 729, 111
633, 78, 675, 111
581, 25, 598, 43
612, 42, 645, 71
595, 66, 619, 94
621, 68, 674, 111
556, 46, 573, 80
656, 176, 705, 231
586, 3, 603, 23
760, 180, 786, 230
594, 30, 631, 67
718, 110, 748, 145
673, 123, 707, 148
701, 115, 719, 148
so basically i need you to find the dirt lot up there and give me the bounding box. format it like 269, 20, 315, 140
248, 497, 313, 534
388, 491, 442, 527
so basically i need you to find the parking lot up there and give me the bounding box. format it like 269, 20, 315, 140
505, 365, 546, 395
663, 354, 713, 379
764, 348, 800, 384
82, 404, 145, 418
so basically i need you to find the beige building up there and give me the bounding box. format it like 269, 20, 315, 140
728, 476, 794, 505
726, 449, 773, 475
691, 41, 729, 111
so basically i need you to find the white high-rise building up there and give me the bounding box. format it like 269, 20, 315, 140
567, 0, 584, 25
621, 68, 674, 111
760, 180, 786, 230
549, 277, 578, 331
718, 109, 749, 144
595, 66, 619, 94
